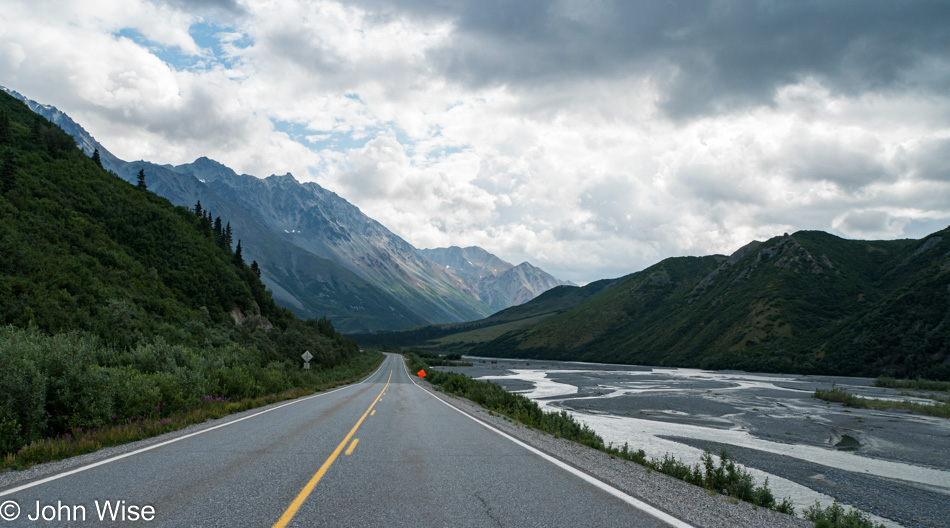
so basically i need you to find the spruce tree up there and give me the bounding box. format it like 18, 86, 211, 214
233, 240, 244, 265
91, 148, 102, 169
224, 222, 233, 249
202, 211, 213, 236
194, 200, 202, 217
137, 169, 147, 190
251, 260, 261, 278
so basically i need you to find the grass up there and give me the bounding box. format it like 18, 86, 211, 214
1, 355, 384, 471
814, 387, 950, 418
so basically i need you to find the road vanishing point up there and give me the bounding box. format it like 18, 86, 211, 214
0, 354, 691, 527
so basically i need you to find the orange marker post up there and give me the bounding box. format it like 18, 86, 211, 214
417, 369, 426, 378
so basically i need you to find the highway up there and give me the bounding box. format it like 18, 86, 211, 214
0, 354, 686, 527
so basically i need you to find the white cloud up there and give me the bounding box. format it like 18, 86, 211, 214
2, 0, 949, 284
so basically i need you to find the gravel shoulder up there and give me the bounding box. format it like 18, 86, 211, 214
414, 379, 811, 528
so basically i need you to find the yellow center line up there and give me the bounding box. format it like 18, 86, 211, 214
344, 438, 359, 456
271, 363, 393, 528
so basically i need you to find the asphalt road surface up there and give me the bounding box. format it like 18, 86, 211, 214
0, 354, 689, 527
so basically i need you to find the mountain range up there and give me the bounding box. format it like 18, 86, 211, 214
3, 87, 569, 333
361, 230, 950, 380
420, 246, 572, 313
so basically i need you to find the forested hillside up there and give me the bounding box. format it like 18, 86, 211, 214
0, 91, 378, 456
471, 230, 950, 380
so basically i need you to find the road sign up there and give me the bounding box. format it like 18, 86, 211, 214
302, 350, 313, 362
417, 369, 426, 378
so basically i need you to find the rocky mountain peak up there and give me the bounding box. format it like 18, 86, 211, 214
422, 247, 570, 312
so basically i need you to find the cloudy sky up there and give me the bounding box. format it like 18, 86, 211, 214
2, 0, 949, 284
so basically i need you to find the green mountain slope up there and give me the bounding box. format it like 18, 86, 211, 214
350, 278, 618, 350
0, 91, 373, 454
472, 230, 950, 379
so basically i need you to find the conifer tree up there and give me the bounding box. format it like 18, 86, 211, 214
233, 240, 244, 265
208, 213, 216, 236
137, 169, 147, 190
224, 222, 233, 249
91, 148, 102, 169
194, 200, 203, 217
251, 260, 261, 278
214, 216, 223, 239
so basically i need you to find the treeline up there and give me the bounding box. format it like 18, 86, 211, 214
0, 90, 377, 460
394, 347, 470, 366
350, 319, 496, 348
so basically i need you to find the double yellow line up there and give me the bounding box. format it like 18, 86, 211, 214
271, 363, 393, 528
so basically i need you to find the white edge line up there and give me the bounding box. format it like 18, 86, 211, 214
0, 355, 392, 498
404, 359, 694, 528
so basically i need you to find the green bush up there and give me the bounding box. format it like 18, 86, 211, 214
803, 500, 884, 528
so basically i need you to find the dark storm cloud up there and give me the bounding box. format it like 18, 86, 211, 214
344, 0, 950, 119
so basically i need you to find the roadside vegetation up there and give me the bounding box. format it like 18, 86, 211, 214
802, 500, 885, 528
0, 326, 383, 470
814, 387, 950, 418
407, 352, 884, 527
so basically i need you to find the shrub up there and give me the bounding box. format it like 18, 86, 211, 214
803, 500, 884, 528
